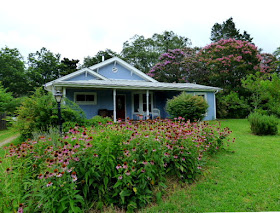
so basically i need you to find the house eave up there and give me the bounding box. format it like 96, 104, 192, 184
48, 81, 221, 92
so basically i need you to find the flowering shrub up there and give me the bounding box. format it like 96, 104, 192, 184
0, 119, 233, 212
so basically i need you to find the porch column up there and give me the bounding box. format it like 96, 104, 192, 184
146, 90, 149, 119
113, 89, 117, 122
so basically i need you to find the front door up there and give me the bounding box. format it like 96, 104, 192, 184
116, 95, 126, 120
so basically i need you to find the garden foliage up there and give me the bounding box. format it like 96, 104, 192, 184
15, 88, 85, 139
166, 92, 208, 121
0, 119, 232, 212
248, 112, 278, 135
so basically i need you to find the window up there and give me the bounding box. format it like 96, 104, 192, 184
194, 92, 207, 101
194, 92, 208, 116
74, 92, 97, 105
132, 92, 153, 113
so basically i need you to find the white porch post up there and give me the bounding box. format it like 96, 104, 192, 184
146, 90, 149, 119
113, 89, 117, 122
214, 91, 217, 120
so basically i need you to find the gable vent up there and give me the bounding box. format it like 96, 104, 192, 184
112, 67, 118, 73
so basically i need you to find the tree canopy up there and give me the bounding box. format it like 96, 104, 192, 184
210, 17, 253, 43
0, 47, 28, 96
82, 49, 119, 68
26, 47, 62, 88
121, 31, 191, 73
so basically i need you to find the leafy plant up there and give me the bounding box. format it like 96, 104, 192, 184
1, 119, 232, 212
166, 92, 208, 121
248, 112, 278, 135
14, 88, 86, 139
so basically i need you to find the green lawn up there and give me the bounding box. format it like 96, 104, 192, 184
141, 119, 280, 212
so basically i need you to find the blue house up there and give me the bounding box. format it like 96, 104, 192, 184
44, 57, 221, 122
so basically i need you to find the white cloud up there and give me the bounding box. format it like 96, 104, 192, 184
0, 0, 279, 61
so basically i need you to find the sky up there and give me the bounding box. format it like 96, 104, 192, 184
0, 0, 279, 63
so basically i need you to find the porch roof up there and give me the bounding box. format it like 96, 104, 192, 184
45, 79, 221, 92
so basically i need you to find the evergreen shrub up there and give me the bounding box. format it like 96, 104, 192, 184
166, 92, 208, 121
248, 112, 278, 135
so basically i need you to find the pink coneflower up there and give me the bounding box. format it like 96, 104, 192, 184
38, 174, 43, 179
46, 182, 53, 187
125, 171, 131, 176
123, 162, 128, 169
150, 161, 154, 165
93, 153, 98, 157
73, 143, 80, 149
116, 164, 122, 170
71, 171, 77, 182
143, 160, 148, 165
118, 175, 123, 180
17, 203, 24, 213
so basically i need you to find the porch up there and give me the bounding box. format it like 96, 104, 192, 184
65, 88, 175, 122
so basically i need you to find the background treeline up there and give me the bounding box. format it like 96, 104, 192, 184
1, 17, 280, 119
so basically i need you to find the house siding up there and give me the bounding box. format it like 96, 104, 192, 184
65, 73, 98, 81
153, 91, 216, 121
66, 88, 134, 119
66, 88, 216, 121
97, 63, 146, 81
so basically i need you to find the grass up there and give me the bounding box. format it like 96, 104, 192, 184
0, 128, 21, 158
139, 119, 280, 212
0, 128, 18, 142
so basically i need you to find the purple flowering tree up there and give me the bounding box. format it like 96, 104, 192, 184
148, 48, 199, 83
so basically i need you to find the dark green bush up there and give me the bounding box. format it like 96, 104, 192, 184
217, 91, 251, 118
166, 92, 208, 121
248, 112, 278, 135
15, 88, 86, 138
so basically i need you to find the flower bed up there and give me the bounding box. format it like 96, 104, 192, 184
0, 119, 232, 212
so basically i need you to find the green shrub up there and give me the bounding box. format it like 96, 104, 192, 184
14, 88, 86, 138
248, 112, 278, 135
217, 91, 251, 118
166, 92, 208, 121
85, 115, 113, 126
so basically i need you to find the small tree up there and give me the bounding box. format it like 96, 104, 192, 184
166, 92, 208, 122
15, 88, 86, 138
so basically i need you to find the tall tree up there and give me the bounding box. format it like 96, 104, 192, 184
0, 47, 28, 96
197, 38, 261, 93
60, 58, 79, 76
82, 49, 119, 68
121, 31, 191, 73
27, 47, 61, 88
148, 47, 202, 83
210, 17, 253, 42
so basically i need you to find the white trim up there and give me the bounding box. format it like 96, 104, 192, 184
88, 57, 158, 83
131, 91, 154, 118
193, 92, 207, 102
74, 92, 97, 105
146, 90, 149, 119
44, 68, 108, 89
193, 92, 208, 116
214, 92, 217, 120
113, 89, 116, 122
